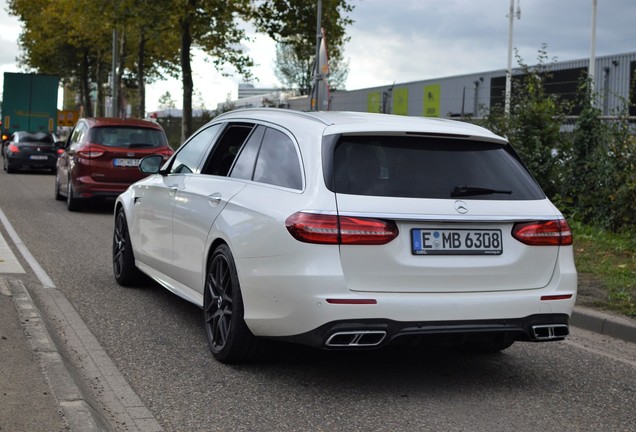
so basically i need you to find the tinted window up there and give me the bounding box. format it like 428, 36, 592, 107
201, 124, 254, 176
230, 126, 265, 180
253, 128, 302, 190
90, 126, 167, 148
17, 132, 54, 144
170, 124, 221, 174
332, 136, 544, 200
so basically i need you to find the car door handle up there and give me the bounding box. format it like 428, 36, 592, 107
169, 187, 178, 196
208, 193, 222, 204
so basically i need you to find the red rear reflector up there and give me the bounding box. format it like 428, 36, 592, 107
541, 294, 573, 301
285, 212, 398, 245
512, 219, 573, 246
326, 299, 377, 305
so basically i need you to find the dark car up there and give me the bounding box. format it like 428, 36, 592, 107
2, 131, 61, 173
55, 117, 174, 211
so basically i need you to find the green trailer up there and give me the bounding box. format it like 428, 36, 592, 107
1, 72, 59, 135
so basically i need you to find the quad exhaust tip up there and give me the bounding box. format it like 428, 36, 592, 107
326, 331, 387, 347
532, 324, 569, 340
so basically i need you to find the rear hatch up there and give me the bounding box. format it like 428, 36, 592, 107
86, 126, 172, 183
332, 134, 562, 294
18, 133, 57, 162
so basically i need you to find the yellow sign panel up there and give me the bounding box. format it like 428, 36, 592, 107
58, 110, 79, 127
392, 87, 409, 116
367, 92, 381, 113
423, 84, 441, 117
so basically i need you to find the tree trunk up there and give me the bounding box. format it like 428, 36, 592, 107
180, 13, 193, 144
117, 29, 126, 118
138, 29, 146, 119
81, 50, 93, 117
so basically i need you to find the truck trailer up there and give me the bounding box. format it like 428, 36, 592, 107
1, 72, 59, 136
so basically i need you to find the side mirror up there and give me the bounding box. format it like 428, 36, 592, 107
139, 154, 164, 175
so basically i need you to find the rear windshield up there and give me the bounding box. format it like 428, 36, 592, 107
90, 126, 167, 148
331, 136, 545, 200
17, 132, 54, 144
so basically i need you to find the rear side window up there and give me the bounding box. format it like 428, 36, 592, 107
332, 136, 544, 200
90, 126, 167, 148
252, 128, 302, 190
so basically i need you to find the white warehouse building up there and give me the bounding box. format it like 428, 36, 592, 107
281, 51, 636, 118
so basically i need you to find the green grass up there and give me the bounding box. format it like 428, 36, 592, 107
571, 221, 636, 317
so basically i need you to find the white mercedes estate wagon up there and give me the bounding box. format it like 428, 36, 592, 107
113, 109, 577, 363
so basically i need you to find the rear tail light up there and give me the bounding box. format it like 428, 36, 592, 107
512, 219, 573, 246
285, 212, 398, 245
8, 144, 19, 153
77, 145, 105, 158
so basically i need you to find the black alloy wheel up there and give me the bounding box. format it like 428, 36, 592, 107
204, 244, 263, 363
113, 208, 142, 286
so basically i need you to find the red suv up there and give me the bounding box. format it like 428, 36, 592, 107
55, 118, 174, 211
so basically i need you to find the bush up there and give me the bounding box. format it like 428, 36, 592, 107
480, 48, 636, 233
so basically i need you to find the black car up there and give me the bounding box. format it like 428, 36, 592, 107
2, 131, 62, 173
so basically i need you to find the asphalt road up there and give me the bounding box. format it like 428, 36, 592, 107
1, 169, 635, 432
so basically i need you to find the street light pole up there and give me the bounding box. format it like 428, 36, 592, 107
588, 0, 598, 105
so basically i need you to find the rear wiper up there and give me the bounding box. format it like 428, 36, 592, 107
451, 184, 512, 197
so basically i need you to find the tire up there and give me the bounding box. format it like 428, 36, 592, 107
66, 178, 80, 211
204, 244, 265, 363
54, 175, 64, 201
4, 157, 14, 173
113, 208, 143, 286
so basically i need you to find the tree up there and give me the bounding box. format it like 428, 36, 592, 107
254, 0, 354, 94
158, 91, 177, 109
480, 47, 569, 198
274, 40, 349, 95
174, 0, 254, 143
9, 0, 114, 116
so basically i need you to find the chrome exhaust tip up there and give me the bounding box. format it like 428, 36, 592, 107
325, 331, 387, 347
531, 324, 569, 340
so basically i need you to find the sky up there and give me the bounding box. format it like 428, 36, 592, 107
1, 0, 635, 114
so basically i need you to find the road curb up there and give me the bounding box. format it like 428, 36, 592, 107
7, 278, 108, 431
571, 306, 636, 344
7, 278, 163, 432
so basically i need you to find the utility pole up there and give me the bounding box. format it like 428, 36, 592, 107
505, 0, 520, 116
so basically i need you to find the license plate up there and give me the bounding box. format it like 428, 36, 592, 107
113, 158, 140, 167
411, 228, 503, 255
30, 155, 48, 160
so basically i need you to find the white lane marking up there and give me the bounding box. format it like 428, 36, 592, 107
0, 215, 25, 273
0, 208, 55, 288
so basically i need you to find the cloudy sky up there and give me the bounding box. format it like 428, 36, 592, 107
1, 0, 635, 113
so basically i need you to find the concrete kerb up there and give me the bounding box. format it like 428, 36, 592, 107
7, 277, 163, 432
570, 306, 636, 344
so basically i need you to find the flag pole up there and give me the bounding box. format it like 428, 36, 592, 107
311, 0, 323, 111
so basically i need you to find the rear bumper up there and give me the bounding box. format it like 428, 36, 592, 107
6, 154, 57, 169
271, 314, 570, 349
73, 175, 131, 198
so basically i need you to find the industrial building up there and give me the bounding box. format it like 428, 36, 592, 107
232, 51, 635, 118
